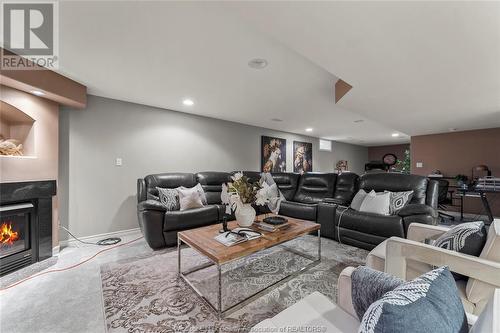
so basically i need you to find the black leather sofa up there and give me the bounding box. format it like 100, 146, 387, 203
137, 171, 356, 249
137, 171, 438, 250
318, 173, 439, 250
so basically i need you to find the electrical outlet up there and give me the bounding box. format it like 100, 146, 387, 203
115, 158, 123, 166
416, 162, 423, 168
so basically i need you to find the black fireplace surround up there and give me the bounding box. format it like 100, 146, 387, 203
0, 180, 56, 276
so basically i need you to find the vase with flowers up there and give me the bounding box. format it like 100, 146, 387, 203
221, 172, 270, 227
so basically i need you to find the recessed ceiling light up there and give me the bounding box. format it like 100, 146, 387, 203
248, 58, 268, 69
271, 118, 283, 122
182, 99, 194, 106
31, 90, 45, 96
354, 119, 364, 123
391, 133, 400, 137
305, 128, 313, 132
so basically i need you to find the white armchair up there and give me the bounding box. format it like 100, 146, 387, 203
366, 219, 500, 315
251, 267, 499, 332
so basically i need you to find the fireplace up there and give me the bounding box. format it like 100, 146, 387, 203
0, 203, 36, 274
0, 180, 56, 276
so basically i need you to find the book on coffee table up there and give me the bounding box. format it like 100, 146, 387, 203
214, 228, 261, 247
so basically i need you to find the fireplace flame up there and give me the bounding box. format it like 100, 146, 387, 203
0, 222, 19, 246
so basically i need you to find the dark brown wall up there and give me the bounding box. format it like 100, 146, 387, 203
368, 144, 410, 162
411, 128, 500, 216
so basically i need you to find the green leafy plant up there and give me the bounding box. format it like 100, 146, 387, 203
396, 149, 411, 173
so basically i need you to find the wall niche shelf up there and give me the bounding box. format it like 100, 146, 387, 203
0, 101, 35, 157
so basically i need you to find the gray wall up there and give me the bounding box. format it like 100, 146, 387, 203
59, 95, 368, 239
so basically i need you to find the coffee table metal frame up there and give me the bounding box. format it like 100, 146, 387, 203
177, 229, 321, 319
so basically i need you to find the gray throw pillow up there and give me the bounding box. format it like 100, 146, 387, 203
351, 266, 404, 320
156, 187, 179, 211
385, 190, 413, 214
359, 266, 468, 333
350, 189, 368, 211
176, 187, 204, 211
359, 190, 391, 215
433, 221, 487, 280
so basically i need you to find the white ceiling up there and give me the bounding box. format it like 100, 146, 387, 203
57, 1, 500, 146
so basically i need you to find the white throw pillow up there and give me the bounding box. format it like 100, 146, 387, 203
176, 185, 205, 210
350, 189, 368, 211
177, 183, 207, 205
359, 190, 391, 215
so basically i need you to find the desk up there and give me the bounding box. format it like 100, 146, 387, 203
456, 188, 498, 225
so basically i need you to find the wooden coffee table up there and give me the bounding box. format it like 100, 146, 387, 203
177, 215, 321, 318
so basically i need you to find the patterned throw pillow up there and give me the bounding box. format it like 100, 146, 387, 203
156, 187, 179, 211
433, 221, 487, 280
359, 266, 468, 333
385, 190, 413, 214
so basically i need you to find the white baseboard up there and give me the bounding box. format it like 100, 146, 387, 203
52, 245, 60, 256
59, 227, 141, 248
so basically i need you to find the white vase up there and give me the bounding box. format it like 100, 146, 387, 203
235, 203, 256, 227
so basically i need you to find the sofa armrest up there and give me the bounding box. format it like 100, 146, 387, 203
385, 237, 500, 287
322, 197, 349, 206
337, 266, 357, 318
407, 223, 450, 242
138, 199, 166, 212
397, 204, 437, 218
137, 178, 147, 203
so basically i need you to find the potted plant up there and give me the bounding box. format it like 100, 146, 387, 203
221, 172, 269, 227
455, 174, 469, 188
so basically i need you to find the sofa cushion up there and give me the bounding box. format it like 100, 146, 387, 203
434, 221, 487, 280
351, 266, 404, 320
271, 172, 300, 201
157, 187, 180, 211
359, 173, 429, 205
386, 190, 413, 214
333, 172, 359, 206
466, 219, 500, 314
293, 173, 337, 204
359, 191, 391, 215
279, 201, 317, 221
359, 266, 468, 333
145, 173, 196, 198
177, 186, 205, 211
336, 209, 405, 239
163, 205, 219, 232
252, 291, 360, 333
196, 172, 231, 205
350, 189, 368, 211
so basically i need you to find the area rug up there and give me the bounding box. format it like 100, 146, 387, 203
100, 236, 367, 333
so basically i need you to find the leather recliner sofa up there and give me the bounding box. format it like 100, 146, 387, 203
137, 171, 439, 251
137, 171, 358, 249
317, 173, 439, 250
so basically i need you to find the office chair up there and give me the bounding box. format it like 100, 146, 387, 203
437, 179, 455, 221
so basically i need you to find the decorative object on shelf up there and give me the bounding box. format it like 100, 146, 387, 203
0, 136, 23, 156
336, 160, 348, 173
261, 136, 286, 172
472, 165, 491, 181
221, 172, 271, 227
396, 149, 411, 173
293, 141, 312, 174
455, 174, 469, 189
